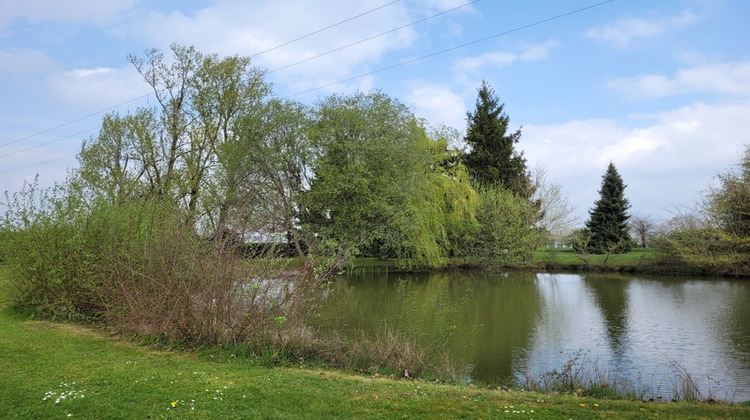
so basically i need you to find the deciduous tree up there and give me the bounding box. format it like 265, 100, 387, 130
78, 44, 271, 234
706, 145, 750, 237
629, 212, 656, 248
303, 92, 477, 267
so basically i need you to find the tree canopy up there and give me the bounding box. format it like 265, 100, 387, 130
303, 92, 478, 267
706, 145, 750, 237
462, 80, 532, 198
20, 46, 549, 271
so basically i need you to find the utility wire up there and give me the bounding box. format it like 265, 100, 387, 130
0, 93, 150, 149
0, 3, 404, 150
251, 0, 401, 58
268, 0, 480, 74
286, 0, 616, 97
1, 0, 615, 174
0, 153, 77, 174
0, 128, 98, 159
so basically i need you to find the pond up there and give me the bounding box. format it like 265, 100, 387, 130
319, 270, 750, 401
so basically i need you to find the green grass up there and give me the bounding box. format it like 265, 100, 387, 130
534, 247, 658, 269
1, 268, 749, 418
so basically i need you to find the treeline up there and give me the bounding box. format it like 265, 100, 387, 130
63, 44, 543, 268
0, 45, 545, 347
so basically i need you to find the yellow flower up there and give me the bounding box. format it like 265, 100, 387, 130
594, 403, 600, 408
579, 403, 586, 407
171, 401, 178, 407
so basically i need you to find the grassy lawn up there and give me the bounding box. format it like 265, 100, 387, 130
534, 247, 658, 269
1, 269, 748, 418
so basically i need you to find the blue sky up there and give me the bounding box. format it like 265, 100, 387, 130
1, 0, 749, 224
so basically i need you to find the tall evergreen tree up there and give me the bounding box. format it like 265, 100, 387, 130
463, 80, 532, 198
583, 162, 631, 254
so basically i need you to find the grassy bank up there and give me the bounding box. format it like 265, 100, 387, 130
349, 248, 660, 274
533, 247, 658, 271
353, 247, 750, 277
1, 272, 749, 418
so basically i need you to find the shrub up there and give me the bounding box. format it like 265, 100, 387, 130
2, 181, 325, 347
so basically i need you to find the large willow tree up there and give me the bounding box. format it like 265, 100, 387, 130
303, 92, 477, 267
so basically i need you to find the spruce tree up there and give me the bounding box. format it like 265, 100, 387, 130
583, 162, 631, 254
463, 80, 532, 198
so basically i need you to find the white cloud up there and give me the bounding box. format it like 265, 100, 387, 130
405, 82, 467, 130
523, 100, 750, 220
586, 10, 698, 48
607, 61, 750, 98
47, 66, 148, 109
0, 0, 134, 28
126, 0, 422, 97
453, 40, 557, 72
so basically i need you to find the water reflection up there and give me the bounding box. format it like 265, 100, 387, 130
322, 271, 750, 401
583, 274, 630, 355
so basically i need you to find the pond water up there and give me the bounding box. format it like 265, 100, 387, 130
319, 271, 750, 401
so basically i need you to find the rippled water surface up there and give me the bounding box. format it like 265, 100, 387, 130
320, 271, 750, 401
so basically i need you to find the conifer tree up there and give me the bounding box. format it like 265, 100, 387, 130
583, 162, 631, 254
463, 80, 532, 198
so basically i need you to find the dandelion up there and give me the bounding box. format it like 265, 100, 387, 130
171, 401, 178, 407
593, 403, 599, 408
579, 403, 586, 407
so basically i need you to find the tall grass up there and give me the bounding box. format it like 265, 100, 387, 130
520, 350, 737, 402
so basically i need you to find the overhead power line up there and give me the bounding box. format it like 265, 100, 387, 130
286, 0, 616, 97
0, 3, 406, 151
1, 0, 616, 175
251, 0, 402, 58
268, 0, 480, 74
0, 153, 77, 175
0, 93, 150, 149
0, 128, 98, 160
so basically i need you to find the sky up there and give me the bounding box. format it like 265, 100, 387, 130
1, 0, 749, 225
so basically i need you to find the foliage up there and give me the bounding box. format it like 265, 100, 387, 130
458, 184, 543, 264
79, 44, 271, 232
463, 80, 532, 198
2, 178, 102, 320
649, 147, 750, 276
582, 162, 631, 254
706, 145, 750, 237
216, 98, 313, 256
2, 180, 322, 345
1, 44, 597, 393
652, 224, 750, 276
303, 92, 476, 268
304, 91, 425, 262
